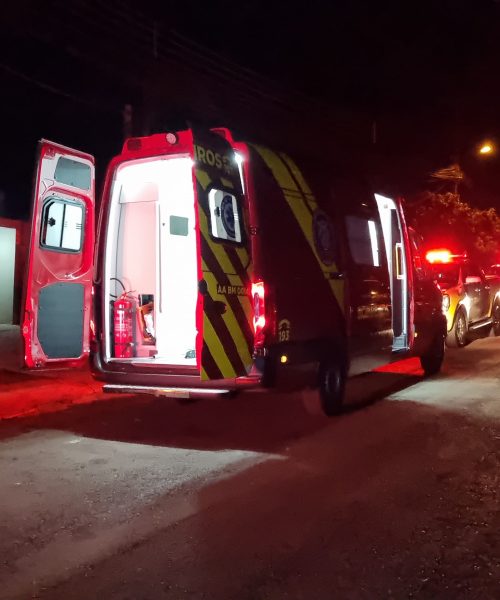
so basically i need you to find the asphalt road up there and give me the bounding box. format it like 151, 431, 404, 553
2, 337, 500, 599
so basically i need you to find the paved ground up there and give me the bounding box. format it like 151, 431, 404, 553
0, 326, 103, 419
1, 336, 500, 599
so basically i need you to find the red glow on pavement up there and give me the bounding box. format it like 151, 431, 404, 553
374, 357, 424, 376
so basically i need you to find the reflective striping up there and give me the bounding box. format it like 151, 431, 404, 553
195, 170, 211, 192
196, 164, 254, 381
199, 210, 241, 275
203, 316, 237, 379
279, 153, 313, 195
227, 272, 254, 331
203, 271, 253, 369
201, 344, 223, 380
227, 245, 250, 275
220, 177, 234, 189
199, 203, 250, 338
252, 144, 345, 312
199, 237, 253, 378
279, 153, 317, 213
207, 310, 247, 375
235, 246, 250, 269
200, 238, 254, 365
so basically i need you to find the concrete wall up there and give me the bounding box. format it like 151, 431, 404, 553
0, 218, 29, 324
0, 227, 16, 324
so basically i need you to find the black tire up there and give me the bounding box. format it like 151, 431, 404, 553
420, 333, 445, 376
318, 356, 347, 416
492, 303, 500, 336
446, 307, 468, 348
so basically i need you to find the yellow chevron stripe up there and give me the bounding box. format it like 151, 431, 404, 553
220, 177, 234, 189
201, 234, 253, 360
203, 271, 253, 369
199, 211, 243, 278
203, 316, 237, 379
196, 165, 251, 280
195, 165, 254, 379
279, 153, 318, 212
196, 170, 211, 191
253, 145, 344, 312
236, 246, 250, 268
201, 367, 209, 380
227, 272, 253, 330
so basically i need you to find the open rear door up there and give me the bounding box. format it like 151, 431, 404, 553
193, 130, 254, 381
22, 140, 95, 368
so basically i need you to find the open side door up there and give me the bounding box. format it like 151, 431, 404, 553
375, 194, 413, 352
22, 140, 95, 368
193, 130, 254, 381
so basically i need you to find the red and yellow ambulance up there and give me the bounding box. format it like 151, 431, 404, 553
22, 127, 446, 414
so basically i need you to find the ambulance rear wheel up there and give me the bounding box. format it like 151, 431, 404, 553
319, 357, 347, 416
420, 333, 445, 377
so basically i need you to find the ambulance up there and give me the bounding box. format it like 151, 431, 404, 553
21, 127, 446, 415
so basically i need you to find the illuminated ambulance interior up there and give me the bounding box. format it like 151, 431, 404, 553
104, 156, 199, 366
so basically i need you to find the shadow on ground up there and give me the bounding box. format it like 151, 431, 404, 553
0, 368, 423, 452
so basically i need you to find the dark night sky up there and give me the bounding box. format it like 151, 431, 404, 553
1, 0, 500, 217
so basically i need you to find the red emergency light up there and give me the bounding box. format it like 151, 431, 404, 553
425, 248, 467, 264
425, 249, 453, 264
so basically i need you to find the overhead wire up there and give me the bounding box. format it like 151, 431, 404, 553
2, 1, 369, 140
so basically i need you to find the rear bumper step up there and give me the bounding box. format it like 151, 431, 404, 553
103, 384, 232, 399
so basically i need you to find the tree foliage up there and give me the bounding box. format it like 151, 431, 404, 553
406, 192, 500, 266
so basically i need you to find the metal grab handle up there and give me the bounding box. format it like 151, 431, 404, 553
395, 243, 404, 280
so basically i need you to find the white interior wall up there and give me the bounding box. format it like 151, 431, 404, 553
116, 196, 157, 296
0, 227, 16, 324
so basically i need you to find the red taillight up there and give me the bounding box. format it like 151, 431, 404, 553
251, 281, 266, 347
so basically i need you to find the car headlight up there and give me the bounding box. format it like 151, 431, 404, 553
442, 293, 450, 313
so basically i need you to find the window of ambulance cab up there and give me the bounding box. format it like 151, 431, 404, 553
345, 214, 382, 268
408, 229, 430, 281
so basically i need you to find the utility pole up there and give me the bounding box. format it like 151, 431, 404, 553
122, 104, 133, 141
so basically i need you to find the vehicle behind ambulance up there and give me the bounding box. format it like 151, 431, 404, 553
22, 127, 446, 415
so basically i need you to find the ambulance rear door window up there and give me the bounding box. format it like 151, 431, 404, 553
208, 189, 243, 244
345, 215, 381, 267
54, 157, 91, 191
40, 197, 84, 252
409, 229, 429, 280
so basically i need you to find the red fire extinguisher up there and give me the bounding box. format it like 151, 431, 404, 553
114, 294, 135, 358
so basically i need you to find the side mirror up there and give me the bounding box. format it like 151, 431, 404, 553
465, 275, 482, 284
